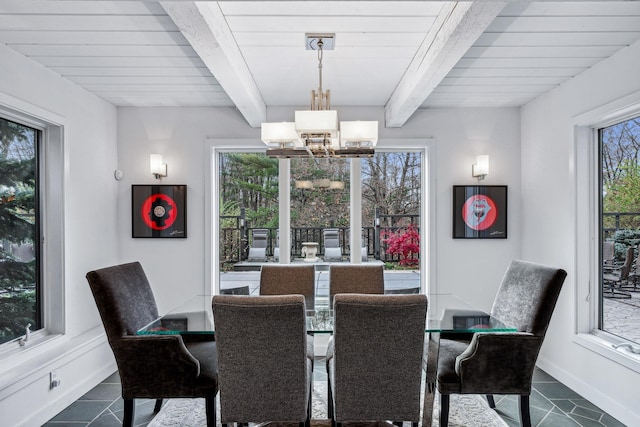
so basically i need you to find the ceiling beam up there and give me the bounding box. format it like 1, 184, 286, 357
385, 1, 506, 128
161, 1, 266, 127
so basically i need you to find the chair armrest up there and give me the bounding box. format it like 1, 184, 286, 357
113, 335, 202, 397
454, 332, 542, 394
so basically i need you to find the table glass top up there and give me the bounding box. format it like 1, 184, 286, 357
137, 294, 515, 336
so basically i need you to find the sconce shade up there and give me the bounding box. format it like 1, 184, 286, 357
472, 154, 489, 180
150, 154, 167, 179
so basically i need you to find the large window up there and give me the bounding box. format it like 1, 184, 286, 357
214, 147, 425, 295
600, 115, 640, 344
0, 116, 40, 345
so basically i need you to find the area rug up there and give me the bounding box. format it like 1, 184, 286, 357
148, 381, 507, 427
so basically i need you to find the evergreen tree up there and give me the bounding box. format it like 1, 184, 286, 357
0, 119, 37, 344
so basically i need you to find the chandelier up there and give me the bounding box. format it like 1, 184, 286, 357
261, 34, 378, 158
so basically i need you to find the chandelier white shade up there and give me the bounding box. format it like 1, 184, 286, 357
261, 122, 299, 146
340, 121, 378, 146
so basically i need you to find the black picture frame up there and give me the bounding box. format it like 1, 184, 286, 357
132, 185, 187, 238
453, 185, 507, 239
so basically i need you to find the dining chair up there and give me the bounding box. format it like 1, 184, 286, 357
328, 293, 427, 426
259, 264, 315, 310
436, 260, 567, 427
212, 295, 312, 427
326, 264, 386, 373
85, 262, 218, 427
329, 264, 384, 303
260, 264, 316, 364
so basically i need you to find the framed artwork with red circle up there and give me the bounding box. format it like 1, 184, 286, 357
453, 185, 507, 239
132, 185, 187, 238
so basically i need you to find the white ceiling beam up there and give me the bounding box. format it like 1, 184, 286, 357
385, 1, 506, 128
161, 1, 266, 127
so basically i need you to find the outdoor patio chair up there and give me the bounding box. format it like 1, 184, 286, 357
323, 228, 342, 261
603, 241, 615, 268
248, 228, 268, 262
603, 246, 633, 299
627, 244, 640, 291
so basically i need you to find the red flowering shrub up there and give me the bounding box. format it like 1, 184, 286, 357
380, 223, 420, 267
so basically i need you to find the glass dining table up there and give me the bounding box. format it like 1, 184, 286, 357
137, 294, 515, 427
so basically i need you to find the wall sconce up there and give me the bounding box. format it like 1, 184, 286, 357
150, 154, 167, 180
472, 155, 489, 181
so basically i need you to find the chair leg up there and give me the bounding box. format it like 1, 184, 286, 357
519, 395, 531, 427
123, 398, 135, 427
205, 396, 216, 427
486, 394, 496, 408
440, 394, 450, 427
154, 398, 163, 413
305, 380, 312, 427
327, 378, 334, 420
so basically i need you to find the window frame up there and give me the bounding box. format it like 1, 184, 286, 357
0, 93, 65, 358
573, 90, 640, 372
205, 138, 434, 295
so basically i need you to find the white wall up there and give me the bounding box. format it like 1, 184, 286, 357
521, 40, 640, 426
0, 44, 119, 425
116, 106, 521, 313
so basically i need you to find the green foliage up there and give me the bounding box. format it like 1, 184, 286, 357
603, 160, 640, 215
0, 118, 38, 343
611, 229, 640, 260
0, 290, 36, 345
219, 153, 279, 227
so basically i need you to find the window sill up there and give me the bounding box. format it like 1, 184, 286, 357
0, 326, 107, 398
573, 332, 640, 374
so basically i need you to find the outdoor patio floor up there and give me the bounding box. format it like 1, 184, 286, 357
220, 268, 422, 302
603, 289, 640, 343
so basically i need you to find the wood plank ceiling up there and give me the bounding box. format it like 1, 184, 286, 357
0, 1, 639, 127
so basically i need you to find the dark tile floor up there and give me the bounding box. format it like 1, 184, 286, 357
44, 361, 626, 427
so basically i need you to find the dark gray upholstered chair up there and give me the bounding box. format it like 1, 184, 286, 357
212, 295, 312, 426
85, 262, 218, 427
260, 264, 316, 363
324, 228, 342, 261
328, 294, 427, 426
260, 264, 315, 310
329, 264, 384, 303
248, 228, 268, 262
436, 260, 567, 427
326, 264, 386, 372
